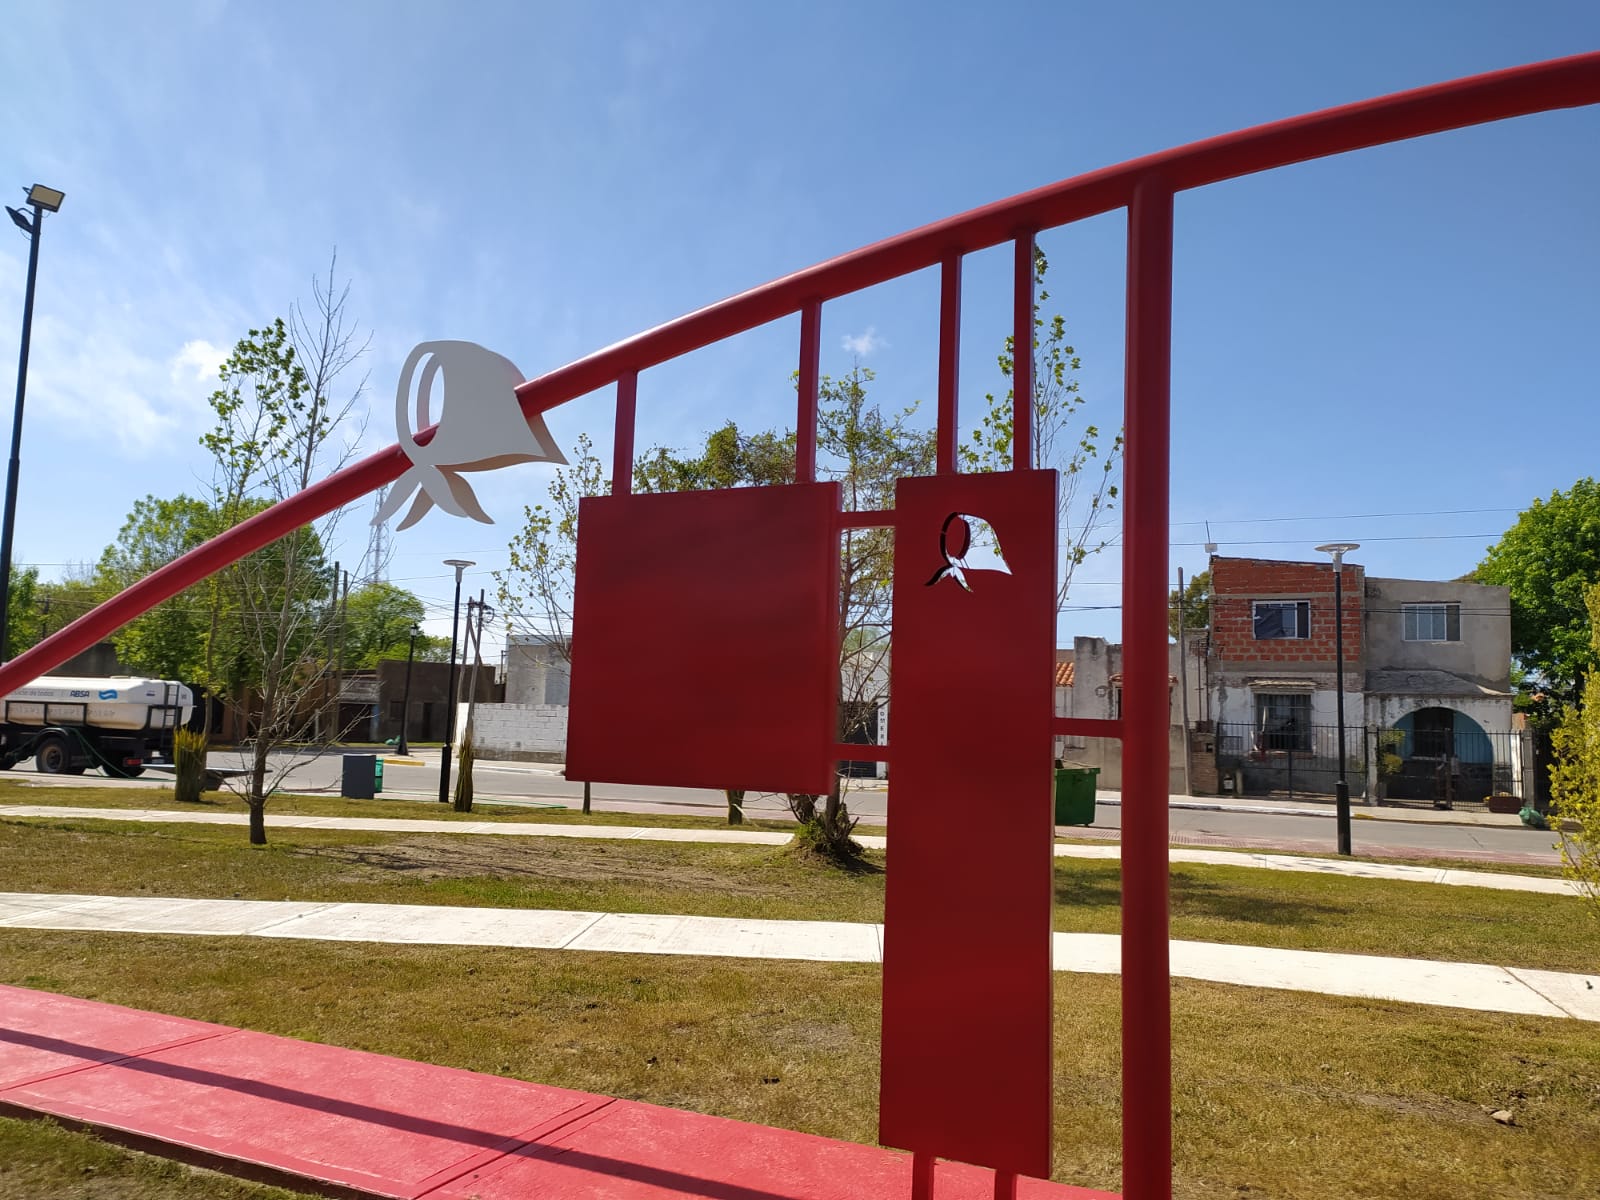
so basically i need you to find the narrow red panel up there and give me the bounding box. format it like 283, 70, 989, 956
565, 483, 840, 796
880, 469, 1058, 1179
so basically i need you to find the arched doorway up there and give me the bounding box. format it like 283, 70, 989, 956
1386, 706, 1495, 806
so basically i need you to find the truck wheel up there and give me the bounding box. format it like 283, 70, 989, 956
35, 735, 72, 774
105, 762, 145, 779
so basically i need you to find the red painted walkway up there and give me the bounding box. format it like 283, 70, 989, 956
0, 985, 1116, 1199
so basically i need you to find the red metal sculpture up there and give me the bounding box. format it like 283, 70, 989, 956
3, 53, 1595, 1200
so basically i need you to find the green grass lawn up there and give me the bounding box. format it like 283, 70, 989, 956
0, 781, 809, 833
0, 1116, 310, 1200
2, 812, 1597, 971
2, 932, 1597, 1199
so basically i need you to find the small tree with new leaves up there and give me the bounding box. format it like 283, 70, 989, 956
202, 260, 370, 841
1548, 582, 1600, 913
960, 246, 1122, 609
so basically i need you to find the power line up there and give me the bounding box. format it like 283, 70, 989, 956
1171, 506, 1518, 527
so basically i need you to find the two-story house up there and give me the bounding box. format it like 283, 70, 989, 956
1206, 555, 1516, 803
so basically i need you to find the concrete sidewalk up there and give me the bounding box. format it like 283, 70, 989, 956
1, 804, 1576, 896
3, 891, 1596, 1021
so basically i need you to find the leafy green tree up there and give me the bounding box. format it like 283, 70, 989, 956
1168, 568, 1211, 641
1549, 582, 1600, 913
3, 565, 40, 659
1476, 479, 1600, 704
634, 421, 795, 492
33, 572, 108, 646
343, 581, 440, 668
96, 494, 219, 680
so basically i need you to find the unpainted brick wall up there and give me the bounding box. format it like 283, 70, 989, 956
1209, 557, 1362, 666
458, 703, 569, 760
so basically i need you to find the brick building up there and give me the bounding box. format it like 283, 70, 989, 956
1208, 555, 1364, 743
1206, 554, 1518, 803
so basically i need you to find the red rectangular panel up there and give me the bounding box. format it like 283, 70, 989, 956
566, 483, 840, 796
879, 469, 1058, 1179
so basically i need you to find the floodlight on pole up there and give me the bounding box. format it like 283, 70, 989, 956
26, 185, 65, 213
1316, 542, 1360, 856
437, 559, 474, 804
0, 182, 64, 663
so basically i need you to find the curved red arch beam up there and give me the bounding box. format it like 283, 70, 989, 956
2, 49, 1596, 695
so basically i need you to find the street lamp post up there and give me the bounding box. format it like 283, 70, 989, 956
0, 184, 65, 661
437, 559, 474, 803
1316, 541, 1360, 856
396, 624, 419, 757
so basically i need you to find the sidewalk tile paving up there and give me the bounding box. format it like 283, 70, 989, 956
3, 893, 1596, 1021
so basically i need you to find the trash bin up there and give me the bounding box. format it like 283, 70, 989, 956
374, 758, 384, 796
1054, 765, 1099, 826
341, 753, 376, 800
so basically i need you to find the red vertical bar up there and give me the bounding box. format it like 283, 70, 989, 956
612, 371, 637, 497
936, 252, 962, 474
1012, 234, 1035, 471
1120, 179, 1174, 1200
911, 1152, 934, 1200
797, 301, 821, 484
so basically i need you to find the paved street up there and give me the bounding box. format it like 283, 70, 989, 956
2, 746, 1563, 865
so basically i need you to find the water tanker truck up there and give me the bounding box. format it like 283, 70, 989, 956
0, 676, 193, 776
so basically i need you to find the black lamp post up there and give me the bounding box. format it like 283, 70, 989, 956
396, 624, 419, 756
0, 184, 65, 662
1317, 541, 1360, 856
437, 559, 474, 803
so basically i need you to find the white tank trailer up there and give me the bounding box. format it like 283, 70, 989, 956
0, 676, 193, 776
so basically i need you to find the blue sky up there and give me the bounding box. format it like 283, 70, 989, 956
0, 1, 1596, 656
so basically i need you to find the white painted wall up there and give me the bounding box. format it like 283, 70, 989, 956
1213, 683, 1363, 731
1364, 692, 1513, 737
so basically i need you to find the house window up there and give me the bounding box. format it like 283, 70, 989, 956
1255, 692, 1311, 753
1403, 602, 1461, 642
1253, 600, 1310, 640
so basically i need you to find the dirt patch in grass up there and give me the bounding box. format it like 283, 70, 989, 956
0, 819, 889, 924
298, 834, 811, 895
2, 932, 1598, 1198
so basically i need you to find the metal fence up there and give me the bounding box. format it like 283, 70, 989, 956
1214, 723, 1532, 811
1215, 722, 1369, 802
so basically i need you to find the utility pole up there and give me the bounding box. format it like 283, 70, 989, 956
1177, 567, 1192, 796
438, 559, 474, 803
455, 591, 490, 812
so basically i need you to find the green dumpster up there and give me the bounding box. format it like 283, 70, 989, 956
374, 758, 385, 796
1054, 765, 1099, 826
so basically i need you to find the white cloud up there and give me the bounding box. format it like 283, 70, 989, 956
170, 339, 227, 383
841, 326, 887, 356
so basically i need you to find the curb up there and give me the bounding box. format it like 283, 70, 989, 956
1093, 795, 1545, 832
